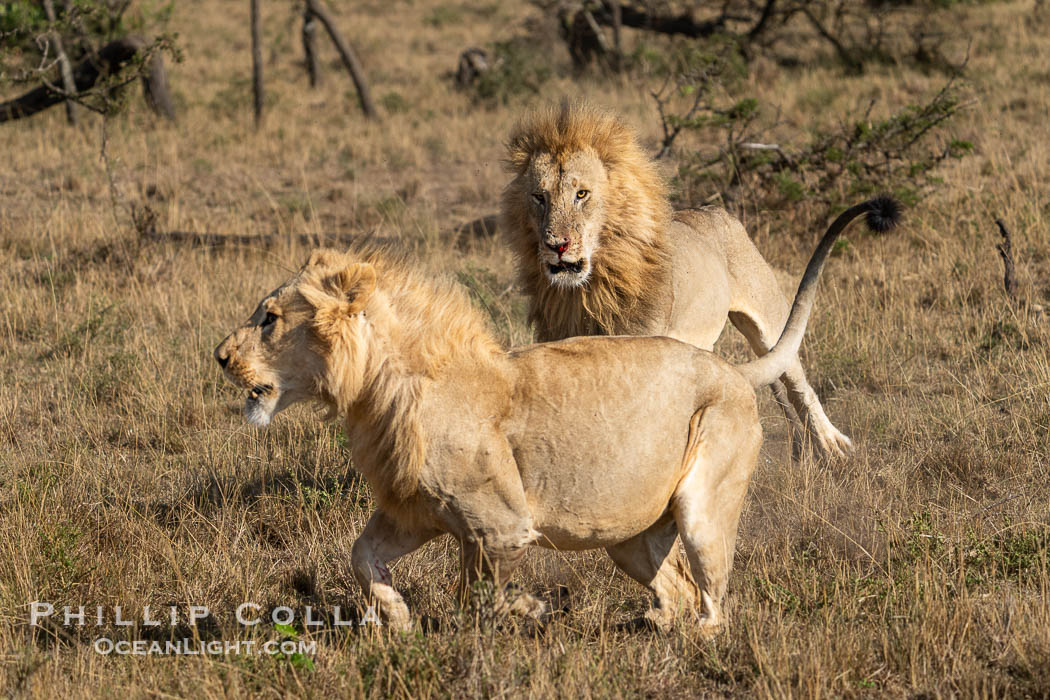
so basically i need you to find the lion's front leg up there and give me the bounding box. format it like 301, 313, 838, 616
351, 510, 438, 632
458, 538, 547, 622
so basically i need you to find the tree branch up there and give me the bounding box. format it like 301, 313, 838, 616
42, 0, 79, 125
301, 8, 322, 88
305, 0, 378, 119
995, 218, 1019, 301
250, 0, 264, 127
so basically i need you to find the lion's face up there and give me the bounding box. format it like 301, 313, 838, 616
213, 256, 376, 427
521, 148, 609, 288
213, 283, 325, 427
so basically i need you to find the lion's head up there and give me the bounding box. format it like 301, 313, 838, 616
215, 247, 505, 501
500, 102, 673, 336
213, 250, 376, 428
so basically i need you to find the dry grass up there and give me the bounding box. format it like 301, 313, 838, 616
1, 0, 1049, 697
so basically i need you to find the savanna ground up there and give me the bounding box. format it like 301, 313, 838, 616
1, 0, 1049, 696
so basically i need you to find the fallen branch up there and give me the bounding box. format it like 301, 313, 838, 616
593, 3, 734, 38
0, 35, 175, 123
449, 213, 499, 241
136, 205, 495, 249
139, 228, 382, 249
994, 218, 1018, 301
738, 141, 794, 167
566, 3, 731, 70
739, 141, 788, 154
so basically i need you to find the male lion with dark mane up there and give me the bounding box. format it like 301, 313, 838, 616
214, 199, 897, 634
500, 101, 855, 458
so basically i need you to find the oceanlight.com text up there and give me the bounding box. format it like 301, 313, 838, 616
92, 638, 317, 657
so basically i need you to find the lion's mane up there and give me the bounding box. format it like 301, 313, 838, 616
306, 247, 504, 504
500, 101, 673, 338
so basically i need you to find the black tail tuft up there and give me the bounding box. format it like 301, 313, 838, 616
865, 194, 901, 234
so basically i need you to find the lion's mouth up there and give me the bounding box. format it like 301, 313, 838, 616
247, 384, 274, 401
548, 260, 584, 276
243, 383, 280, 428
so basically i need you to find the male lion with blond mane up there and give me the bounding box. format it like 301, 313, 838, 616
501, 102, 854, 457
214, 198, 897, 634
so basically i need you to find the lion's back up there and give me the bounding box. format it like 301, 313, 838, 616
507, 335, 750, 420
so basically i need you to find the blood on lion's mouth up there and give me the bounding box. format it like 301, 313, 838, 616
548, 260, 584, 276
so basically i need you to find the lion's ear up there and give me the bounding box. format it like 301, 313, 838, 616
335, 263, 376, 314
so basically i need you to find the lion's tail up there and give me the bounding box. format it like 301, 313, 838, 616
737, 195, 901, 390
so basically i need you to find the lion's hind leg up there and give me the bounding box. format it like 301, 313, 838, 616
721, 212, 852, 458
671, 404, 763, 637
351, 510, 439, 632
606, 515, 701, 630
730, 305, 852, 458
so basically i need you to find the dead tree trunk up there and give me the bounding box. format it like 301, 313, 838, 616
594, 3, 728, 38
142, 47, 176, 120
305, 0, 378, 119
302, 8, 322, 88
42, 0, 78, 125
0, 35, 176, 123
250, 0, 265, 127
562, 7, 609, 70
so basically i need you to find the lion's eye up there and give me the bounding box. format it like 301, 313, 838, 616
531, 193, 545, 206
261, 312, 278, 328
576, 189, 589, 200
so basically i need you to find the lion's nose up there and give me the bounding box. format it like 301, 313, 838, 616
214, 345, 230, 368
546, 239, 569, 256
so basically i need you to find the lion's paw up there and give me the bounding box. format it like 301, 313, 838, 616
816, 428, 854, 460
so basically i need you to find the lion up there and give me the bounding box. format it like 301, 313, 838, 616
213, 197, 897, 634
500, 101, 855, 458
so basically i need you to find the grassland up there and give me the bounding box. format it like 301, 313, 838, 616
1, 0, 1048, 696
